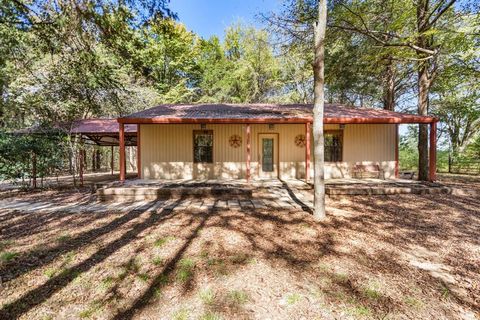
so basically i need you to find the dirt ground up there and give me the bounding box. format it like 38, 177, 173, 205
0, 176, 479, 320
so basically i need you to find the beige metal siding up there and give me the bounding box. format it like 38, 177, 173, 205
140, 123, 396, 180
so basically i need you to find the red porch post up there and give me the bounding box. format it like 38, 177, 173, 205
429, 121, 437, 181
305, 122, 311, 182
119, 123, 126, 182
395, 124, 399, 178
246, 124, 251, 182
137, 124, 141, 178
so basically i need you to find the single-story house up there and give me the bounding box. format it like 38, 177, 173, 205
116, 103, 438, 182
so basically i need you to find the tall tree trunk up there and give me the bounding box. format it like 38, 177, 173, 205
95, 149, 101, 171
313, 0, 327, 220
416, 0, 430, 181
382, 57, 396, 111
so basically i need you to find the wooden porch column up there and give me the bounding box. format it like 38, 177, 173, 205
429, 121, 437, 182
246, 124, 251, 182
79, 137, 84, 187
395, 124, 399, 178
119, 123, 126, 182
305, 122, 311, 182
32, 152, 37, 188
137, 124, 141, 178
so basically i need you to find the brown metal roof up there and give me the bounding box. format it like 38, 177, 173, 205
70, 119, 137, 134
118, 103, 437, 124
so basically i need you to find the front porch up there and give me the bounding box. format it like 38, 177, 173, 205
96, 177, 453, 203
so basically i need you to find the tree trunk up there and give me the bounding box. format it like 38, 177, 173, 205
96, 149, 101, 171
382, 57, 396, 111
313, 0, 327, 220
416, 0, 430, 181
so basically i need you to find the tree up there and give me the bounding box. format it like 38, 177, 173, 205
313, 0, 327, 220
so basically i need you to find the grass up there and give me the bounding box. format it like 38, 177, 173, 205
404, 296, 424, 309
154, 236, 174, 247
348, 305, 372, 317
152, 256, 163, 266
363, 282, 382, 300
0, 251, 18, 262
137, 273, 150, 282
227, 290, 249, 306
176, 258, 195, 283
173, 308, 190, 320
286, 293, 302, 305
101, 276, 114, 289
56, 233, 71, 242
78, 301, 102, 318
199, 311, 222, 320
199, 288, 216, 305
43, 268, 58, 279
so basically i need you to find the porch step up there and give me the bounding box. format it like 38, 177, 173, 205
326, 184, 453, 195
97, 185, 253, 202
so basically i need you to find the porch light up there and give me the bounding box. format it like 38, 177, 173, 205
339, 124, 346, 129
200, 123, 207, 129
268, 124, 275, 130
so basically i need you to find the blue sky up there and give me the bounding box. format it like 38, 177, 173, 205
169, 0, 280, 39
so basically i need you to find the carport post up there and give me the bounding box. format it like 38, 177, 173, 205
110, 145, 114, 175
429, 121, 437, 182
119, 123, 126, 182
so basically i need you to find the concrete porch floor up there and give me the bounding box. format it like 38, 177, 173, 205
96, 177, 454, 203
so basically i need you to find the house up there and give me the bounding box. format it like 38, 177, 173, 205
116, 103, 438, 182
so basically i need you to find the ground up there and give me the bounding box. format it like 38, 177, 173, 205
0, 175, 479, 319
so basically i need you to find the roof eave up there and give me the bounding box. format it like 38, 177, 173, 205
118, 116, 438, 124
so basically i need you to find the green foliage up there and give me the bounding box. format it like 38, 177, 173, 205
0, 131, 68, 186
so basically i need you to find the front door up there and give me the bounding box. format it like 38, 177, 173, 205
258, 134, 278, 178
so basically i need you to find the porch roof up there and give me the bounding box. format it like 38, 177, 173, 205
118, 103, 438, 124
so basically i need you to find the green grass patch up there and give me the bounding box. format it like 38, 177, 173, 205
152, 256, 163, 266
227, 290, 249, 305
44, 267, 58, 279
363, 286, 382, 300
176, 258, 195, 283
78, 301, 102, 318
57, 234, 71, 243
137, 273, 150, 282
173, 308, 190, 320
101, 276, 115, 289
0, 251, 18, 262
199, 288, 216, 305
286, 293, 302, 305
199, 311, 222, 320
333, 272, 349, 283
154, 236, 174, 247
403, 296, 424, 309
348, 305, 372, 317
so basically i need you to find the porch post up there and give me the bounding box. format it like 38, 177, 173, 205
110, 145, 114, 175
119, 123, 126, 182
305, 122, 311, 182
137, 124, 141, 178
79, 136, 84, 187
246, 123, 251, 182
395, 124, 399, 178
429, 121, 437, 181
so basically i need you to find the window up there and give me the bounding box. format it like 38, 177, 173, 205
325, 131, 343, 162
193, 130, 213, 163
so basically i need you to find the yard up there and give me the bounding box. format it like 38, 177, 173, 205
0, 176, 479, 319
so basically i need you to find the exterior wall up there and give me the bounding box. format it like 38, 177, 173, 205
140, 123, 396, 180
